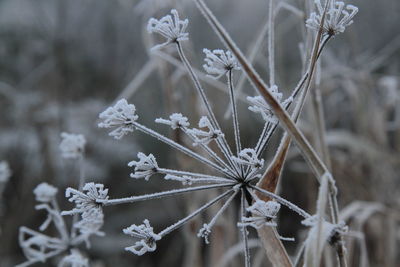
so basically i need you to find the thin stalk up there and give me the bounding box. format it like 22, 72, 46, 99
158, 189, 234, 237
241, 189, 251, 267
158, 167, 235, 181
227, 70, 242, 155
181, 127, 239, 177
102, 183, 234, 206
132, 121, 231, 176
268, 0, 276, 87
175, 42, 239, 172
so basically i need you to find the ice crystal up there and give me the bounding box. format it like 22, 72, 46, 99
147, 9, 189, 50
0, 161, 11, 183
62, 183, 109, 216
98, 99, 138, 139
155, 113, 190, 130
33, 183, 58, 203
187, 116, 224, 146
59, 133, 86, 159
123, 219, 161, 256
58, 250, 89, 267
306, 0, 358, 36
203, 48, 240, 79
128, 152, 159, 180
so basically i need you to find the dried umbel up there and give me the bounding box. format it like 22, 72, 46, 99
59, 133, 86, 159
123, 219, 161, 256
33, 183, 58, 203
147, 9, 189, 50
62, 183, 109, 216
98, 99, 139, 139
203, 48, 240, 79
306, 0, 358, 36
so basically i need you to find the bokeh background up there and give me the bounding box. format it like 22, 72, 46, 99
0, 0, 399, 266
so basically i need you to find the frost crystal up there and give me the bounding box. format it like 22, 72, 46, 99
62, 183, 109, 216
203, 49, 240, 79
33, 183, 58, 203
98, 99, 139, 139
306, 0, 358, 36
239, 200, 281, 229
232, 149, 264, 169
247, 85, 282, 123
155, 113, 190, 130
58, 249, 89, 267
123, 219, 161, 256
187, 116, 224, 146
0, 161, 11, 183
59, 133, 86, 159
147, 9, 189, 50
128, 152, 159, 180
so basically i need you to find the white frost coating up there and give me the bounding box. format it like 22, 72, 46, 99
187, 116, 224, 146
155, 113, 190, 129
238, 200, 280, 229
18, 227, 66, 264
59, 133, 86, 159
128, 152, 159, 181
33, 183, 58, 203
62, 183, 109, 216
73, 208, 105, 247
203, 48, 240, 79
247, 85, 282, 123
123, 219, 161, 256
147, 9, 189, 50
98, 99, 138, 139
0, 161, 11, 182
58, 249, 89, 267
232, 148, 264, 169
306, 0, 358, 36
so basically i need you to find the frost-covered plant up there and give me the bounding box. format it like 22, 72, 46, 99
60, 133, 86, 159
17, 182, 99, 267
17, 134, 99, 266
98, 99, 138, 139
62, 9, 321, 266
306, 0, 359, 36
147, 9, 189, 50
64, 1, 359, 265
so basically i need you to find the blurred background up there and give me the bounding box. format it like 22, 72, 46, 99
0, 0, 399, 266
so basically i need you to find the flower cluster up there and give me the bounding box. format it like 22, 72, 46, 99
123, 219, 161, 256
306, 0, 358, 36
239, 200, 281, 229
147, 9, 189, 50
62, 183, 109, 216
33, 183, 58, 203
155, 113, 190, 130
128, 152, 159, 180
59, 133, 86, 159
203, 49, 240, 79
98, 99, 139, 139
